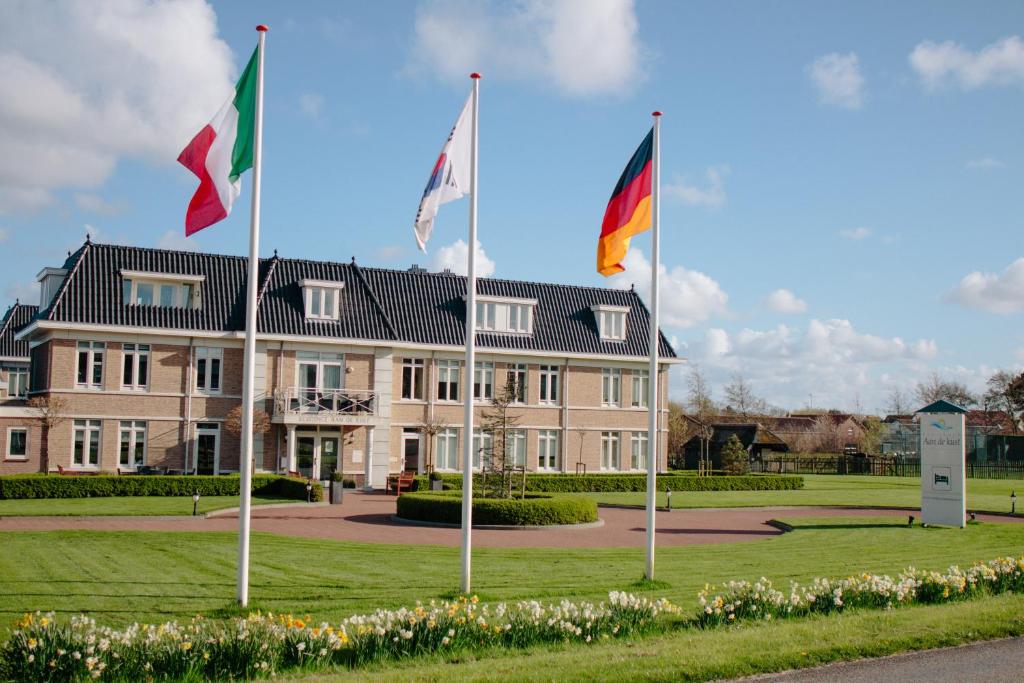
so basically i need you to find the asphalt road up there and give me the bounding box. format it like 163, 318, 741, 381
742, 637, 1024, 683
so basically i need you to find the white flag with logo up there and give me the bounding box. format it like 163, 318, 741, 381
414, 92, 473, 252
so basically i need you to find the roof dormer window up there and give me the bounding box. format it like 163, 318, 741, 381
473, 296, 536, 335
121, 271, 204, 309
302, 279, 343, 321
592, 304, 629, 342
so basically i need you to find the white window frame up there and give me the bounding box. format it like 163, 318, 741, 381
121, 343, 150, 391
602, 368, 622, 407
301, 279, 344, 321
72, 419, 102, 469
5, 427, 28, 460
506, 429, 527, 467
601, 431, 621, 471
537, 429, 559, 471
474, 361, 494, 401
118, 420, 147, 470
76, 341, 105, 389
592, 304, 629, 342
296, 351, 344, 391
121, 271, 203, 309
401, 358, 425, 400
473, 296, 537, 335
631, 369, 649, 408
5, 366, 28, 398
436, 427, 459, 471
472, 428, 492, 471
193, 422, 221, 475
195, 347, 223, 394
437, 360, 460, 402
631, 432, 649, 471
538, 365, 559, 404
506, 363, 527, 404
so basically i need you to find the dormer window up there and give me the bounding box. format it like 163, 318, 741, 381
592, 304, 629, 342
121, 271, 203, 309
301, 279, 343, 321
474, 296, 536, 335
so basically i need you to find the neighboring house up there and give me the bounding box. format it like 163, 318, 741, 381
10, 240, 679, 486
679, 416, 789, 469
0, 302, 40, 474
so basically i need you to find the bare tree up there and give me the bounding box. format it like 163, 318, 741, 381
723, 373, 765, 417
886, 388, 909, 416
914, 372, 977, 408
418, 414, 448, 473
666, 401, 691, 469
224, 405, 271, 438
686, 366, 715, 417
480, 376, 523, 498
858, 416, 887, 455
985, 370, 1024, 434
793, 414, 837, 453
28, 395, 69, 473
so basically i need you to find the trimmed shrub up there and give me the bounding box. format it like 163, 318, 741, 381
0, 474, 323, 502
413, 472, 802, 493
397, 492, 598, 526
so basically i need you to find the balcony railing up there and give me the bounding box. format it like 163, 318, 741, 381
273, 387, 377, 422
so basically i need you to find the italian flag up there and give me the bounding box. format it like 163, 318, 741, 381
178, 47, 258, 235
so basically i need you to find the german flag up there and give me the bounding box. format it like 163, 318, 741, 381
597, 128, 653, 276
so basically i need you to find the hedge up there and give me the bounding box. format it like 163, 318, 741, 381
396, 492, 598, 526
0, 474, 324, 502
412, 472, 803, 493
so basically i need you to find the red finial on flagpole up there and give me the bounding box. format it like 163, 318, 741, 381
470, 72, 482, 79
652, 111, 662, 117
256, 24, 269, 32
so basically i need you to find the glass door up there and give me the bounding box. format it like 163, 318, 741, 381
319, 436, 339, 482
297, 436, 316, 478
299, 362, 318, 409
195, 423, 219, 475
403, 432, 421, 473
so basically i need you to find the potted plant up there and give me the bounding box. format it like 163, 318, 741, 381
429, 471, 444, 491
330, 470, 345, 505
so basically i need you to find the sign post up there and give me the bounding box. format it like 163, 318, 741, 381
916, 399, 967, 528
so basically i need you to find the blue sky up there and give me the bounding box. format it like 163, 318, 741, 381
1, 0, 1022, 413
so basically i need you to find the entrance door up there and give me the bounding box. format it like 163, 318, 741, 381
194, 423, 220, 475
319, 436, 339, 482
403, 433, 421, 473
297, 436, 316, 479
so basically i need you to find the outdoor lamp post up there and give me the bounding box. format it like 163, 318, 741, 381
907, 514, 914, 527
192, 490, 200, 517
1012, 491, 1017, 515
306, 479, 313, 503
666, 487, 672, 511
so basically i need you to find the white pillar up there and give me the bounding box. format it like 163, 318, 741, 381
287, 425, 297, 473
363, 426, 374, 490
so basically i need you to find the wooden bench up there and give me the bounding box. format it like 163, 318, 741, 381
388, 472, 415, 495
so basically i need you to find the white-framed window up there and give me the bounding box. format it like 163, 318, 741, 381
121, 343, 150, 390
474, 361, 494, 401
631, 369, 649, 408
194, 422, 220, 475
436, 427, 459, 471
602, 368, 621, 407
76, 341, 105, 388
506, 363, 527, 403
538, 429, 559, 471
6, 427, 27, 460
122, 271, 202, 309
539, 365, 559, 404
601, 431, 621, 471
631, 432, 649, 471
297, 351, 343, 395
474, 297, 536, 335
437, 360, 460, 402
4, 366, 28, 398
401, 358, 425, 400
118, 421, 146, 469
72, 419, 101, 468
592, 305, 629, 342
505, 429, 527, 467
473, 428, 492, 470
195, 347, 223, 394
301, 279, 344, 321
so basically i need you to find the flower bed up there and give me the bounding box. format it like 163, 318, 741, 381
0, 474, 323, 502
413, 472, 804, 493
396, 491, 598, 526
0, 593, 675, 681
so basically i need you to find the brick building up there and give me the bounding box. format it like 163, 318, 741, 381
5, 240, 678, 487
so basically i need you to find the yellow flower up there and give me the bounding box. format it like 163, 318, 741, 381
180, 642, 193, 652
203, 652, 210, 661
27, 638, 38, 649
39, 617, 51, 627
470, 596, 479, 604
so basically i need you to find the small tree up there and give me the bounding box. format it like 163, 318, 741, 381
418, 414, 447, 474
480, 376, 523, 498
28, 395, 68, 473
858, 416, 886, 455
720, 434, 749, 475
224, 405, 271, 473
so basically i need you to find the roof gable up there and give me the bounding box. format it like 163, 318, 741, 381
0, 303, 38, 359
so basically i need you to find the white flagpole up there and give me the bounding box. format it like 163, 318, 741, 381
645, 111, 662, 581
237, 24, 268, 607
461, 72, 481, 595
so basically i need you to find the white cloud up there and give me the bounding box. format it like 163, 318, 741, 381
664, 165, 728, 208
764, 289, 807, 314
298, 92, 325, 119
608, 249, 729, 328
156, 230, 199, 252
73, 192, 128, 216
808, 52, 865, 109
839, 227, 871, 240
0, 0, 235, 214
946, 257, 1024, 314
375, 245, 406, 263
966, 157, 1004, 170
4, 279, 39, 305
407, 0, 643, 97
429, 239, 495, 277
910, 36, 1024, 90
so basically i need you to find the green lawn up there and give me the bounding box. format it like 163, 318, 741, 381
584, 474, 1024, 513
0, 494, 296, 517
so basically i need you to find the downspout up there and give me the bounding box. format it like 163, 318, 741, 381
426, 350, 436, 474
276, 340, 284, 472
562, 357, 570, 472
185, 337, 194, 475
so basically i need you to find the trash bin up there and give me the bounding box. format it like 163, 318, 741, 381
430, 478, 444, 491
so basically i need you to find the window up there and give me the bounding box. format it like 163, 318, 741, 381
474, 297, 536, 334
301, 279, 344, 321
401, 358, 425, 400
121, 343, 149, 390
119, 421, 146, 469
436, 428, 459, 471
592, 305, 629, 341
476, 301, 496, 330
5, 366, 28, 398
506, 429, 526, 467
506, 363, 527, 403
195, 347, 223, 393
539, 365, 559, 404
631, 432, 649, 471
122, 271, 201, 309
602, 368, 621, 407
6, 428, 27, 459
601, 431, 621, 471
631, 369, 649, 408
194, 422, 220, 475
76, 342, 105, 388
73, 419, 101, 468
474, 361, 494, 400
437, 360, 460, 401
538, 429, 559, 471
473, 428, 492, 470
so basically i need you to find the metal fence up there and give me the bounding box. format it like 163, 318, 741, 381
750, 455, 1024, 479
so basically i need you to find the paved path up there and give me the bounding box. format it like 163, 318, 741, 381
742, 637, 1024, 683
0, 492, 1020, 548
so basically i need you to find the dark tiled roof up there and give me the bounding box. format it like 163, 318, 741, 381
0, 303, 38, 359
36, 242, 677, 358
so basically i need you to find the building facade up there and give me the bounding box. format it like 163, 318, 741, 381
6, 240, 678, 487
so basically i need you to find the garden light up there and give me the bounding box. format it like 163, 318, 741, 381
666, 487, 672, 511
192, 490, 200, 517
907, 515, 914, 527
306, 479, 313, 503
1012, 491, 1017, 515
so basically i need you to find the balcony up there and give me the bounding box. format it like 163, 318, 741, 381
272, 387, 377, 425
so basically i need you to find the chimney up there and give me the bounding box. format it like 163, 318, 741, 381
36, 267, 68, 309
407, 264, 427, 274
